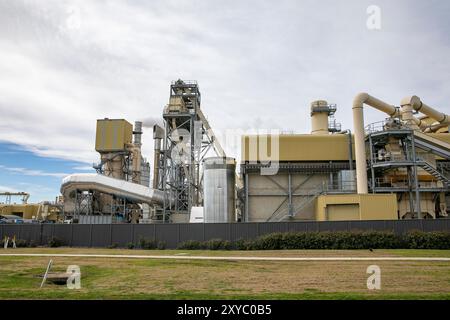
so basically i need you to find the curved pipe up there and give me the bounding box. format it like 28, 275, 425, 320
423, 122, 449, 133
352, 93, 399, 194
401, 96, 449, 125
409, 116, 428, 130
61, 174, 168, 205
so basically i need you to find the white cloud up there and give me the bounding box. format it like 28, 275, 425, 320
72, 165, 94, 171
0, 165, 67, 178
0, 0, 448, 171
0, 185, 18, 193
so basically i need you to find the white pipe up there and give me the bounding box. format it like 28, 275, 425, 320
61, 174, 168, 205
352, 93, 400, 194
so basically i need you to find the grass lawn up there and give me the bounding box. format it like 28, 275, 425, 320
1, 248, 449, 300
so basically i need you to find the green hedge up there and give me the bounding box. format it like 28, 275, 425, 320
138, 237, 166, 250
176, 231, 450, 250
1, 230, 449, 250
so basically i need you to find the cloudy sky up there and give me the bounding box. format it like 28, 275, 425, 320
0, 0, 449, 202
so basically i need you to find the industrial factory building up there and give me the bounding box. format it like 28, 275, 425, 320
8, 79, 443, 224
242, 95, 449, 222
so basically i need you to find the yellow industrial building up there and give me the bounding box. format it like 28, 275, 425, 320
240, 96, 449, 222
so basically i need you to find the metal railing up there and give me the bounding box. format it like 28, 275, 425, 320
365, 119, 409, 134
324, 180, 356, 192
372, 177, 443, 189
171, 80, 198, 85
328, 117, 342, 132
369, 150, 431, 164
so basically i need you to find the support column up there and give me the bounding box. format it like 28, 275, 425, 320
411, 133, 422, 219
245, 173, 249, 222
288, 172, 293, 217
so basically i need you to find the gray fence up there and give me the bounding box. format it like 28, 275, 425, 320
1, 219, 449, 249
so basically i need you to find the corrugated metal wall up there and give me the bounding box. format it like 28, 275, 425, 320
1, 220, 449, 249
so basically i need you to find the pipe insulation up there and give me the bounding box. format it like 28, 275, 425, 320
352, 93, 400, 194
61, 174, 168, 205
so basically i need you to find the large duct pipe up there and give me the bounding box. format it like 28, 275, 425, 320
409, 116, 428, 130
101, 153, 125, 180
133, 121, 143, 146
153, 125, 164, 189
126, 121, 144, 184
61, 174, 169, 205
401, 96, 449, 125
352, 93, 400, 194
127, 145, 141, 184
424, 122, 449, 133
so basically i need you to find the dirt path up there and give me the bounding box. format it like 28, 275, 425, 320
1, 253, 450, 261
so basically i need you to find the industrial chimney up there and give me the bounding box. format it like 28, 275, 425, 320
310, 100, 340, 134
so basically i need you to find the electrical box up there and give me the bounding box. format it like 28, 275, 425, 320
95, 119, 133, 152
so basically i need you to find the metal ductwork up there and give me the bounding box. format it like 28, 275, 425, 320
401, 96, 449, 125
133, 121, 143, 146
152, 124, 164, 189
61, 174, 168, 205
352, 93, 400, 194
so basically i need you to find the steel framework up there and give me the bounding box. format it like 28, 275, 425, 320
158, 80, 225, 222
365, 121, 450, 218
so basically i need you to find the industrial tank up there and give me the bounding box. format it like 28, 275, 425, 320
203, 157, 236, 223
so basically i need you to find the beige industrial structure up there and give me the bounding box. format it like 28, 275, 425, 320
0, 193, 63, 222
1, 81, 446, 225
241, 94, 449, 222
51, 82, 450, 224
61, 119, 152, 223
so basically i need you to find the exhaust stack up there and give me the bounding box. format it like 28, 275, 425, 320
310, 100, 341, 134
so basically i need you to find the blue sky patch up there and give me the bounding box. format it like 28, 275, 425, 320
0, 142, 94, 203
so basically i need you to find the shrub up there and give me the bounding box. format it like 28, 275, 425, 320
28, 240, 38, 248
47, 237, 64, 248
252, 233, 284, 250
138, 237, 157, 250
173, 230, 450, 251
126, 242, 135, 249
108, 243, 119, 249
234, 238, 253, 250
157, 241, 166, 250
177, 240, 205, 250
206, 239, 232, 250
404, 231, 450, 249
15, 239, 29, 248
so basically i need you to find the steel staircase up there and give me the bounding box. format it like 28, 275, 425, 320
419, 161, 450, 187
412, 131, 450, 159
267, 185, 324, 222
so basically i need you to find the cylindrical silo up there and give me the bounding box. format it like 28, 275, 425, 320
203, 157, 236, 223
